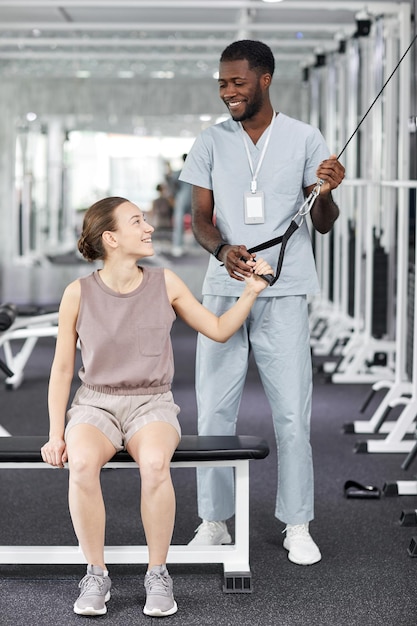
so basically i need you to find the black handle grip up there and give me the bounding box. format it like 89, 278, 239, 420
238, 257, 275, 286
260, 274, 275, 285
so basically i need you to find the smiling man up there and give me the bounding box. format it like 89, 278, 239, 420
179, 40, 345, 565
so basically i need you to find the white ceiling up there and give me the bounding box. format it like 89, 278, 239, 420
0, 0, 407, 82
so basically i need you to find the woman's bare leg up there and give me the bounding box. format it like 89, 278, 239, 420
127, 422, 180, 569
66, 424, 116, 569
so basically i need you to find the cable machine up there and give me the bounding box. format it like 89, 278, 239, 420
12, 116, 75, 265
310, 13, 408, 385
309, 4, 417, 454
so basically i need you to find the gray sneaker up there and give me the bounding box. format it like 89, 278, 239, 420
73, 565, 112, 616
143, 565, 178, 617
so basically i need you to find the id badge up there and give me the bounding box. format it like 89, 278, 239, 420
244, 191, 265, 224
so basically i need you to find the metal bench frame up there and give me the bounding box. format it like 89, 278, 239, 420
0, 435, 269, 592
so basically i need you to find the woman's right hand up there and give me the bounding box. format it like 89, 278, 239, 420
41, 437, 68, 468
244, 257, 274, 293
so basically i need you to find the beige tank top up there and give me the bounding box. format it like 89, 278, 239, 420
76, 267, 176, 394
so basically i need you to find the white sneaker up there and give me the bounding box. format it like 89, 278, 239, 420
283, 523, 322, 565
188, 520, 232, 546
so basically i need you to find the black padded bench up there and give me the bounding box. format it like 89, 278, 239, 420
0, 434, 269, 592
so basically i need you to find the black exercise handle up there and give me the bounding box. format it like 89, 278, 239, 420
247, 220, 300, 287
259, 274, 275, 285
239, 257, 275, 286
0, 303, 17, 332
222, 218, 300, 287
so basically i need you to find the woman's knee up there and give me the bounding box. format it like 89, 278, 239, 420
66, 425, 115, 480
68, 449, 102, 485
139, 450, 172, 488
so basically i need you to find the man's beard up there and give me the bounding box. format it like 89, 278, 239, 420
228, 90, 263, 122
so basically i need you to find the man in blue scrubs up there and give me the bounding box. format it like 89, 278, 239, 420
180, 40, 345, 565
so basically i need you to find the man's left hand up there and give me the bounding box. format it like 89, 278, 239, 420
316, 155, 345, 194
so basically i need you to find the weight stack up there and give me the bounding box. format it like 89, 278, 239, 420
348, 222, 355, 318
371, 237, 388, 339
407, 262, 415, 381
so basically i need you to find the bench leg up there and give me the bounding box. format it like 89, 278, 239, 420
223, 459, 252, 593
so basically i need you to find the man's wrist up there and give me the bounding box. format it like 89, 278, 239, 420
212, 242, 228, 259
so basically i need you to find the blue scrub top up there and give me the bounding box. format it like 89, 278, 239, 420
179, 112, 330, 297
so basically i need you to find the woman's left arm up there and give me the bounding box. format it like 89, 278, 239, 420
165, 259, 272, 342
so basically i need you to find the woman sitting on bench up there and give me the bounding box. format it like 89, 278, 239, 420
40, 196, 272, 619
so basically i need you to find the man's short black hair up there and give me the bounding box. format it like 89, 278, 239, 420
220, 40, 275, 77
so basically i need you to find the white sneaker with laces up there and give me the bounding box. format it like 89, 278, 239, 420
188, 520, 232, 546
283, 523, 322, 565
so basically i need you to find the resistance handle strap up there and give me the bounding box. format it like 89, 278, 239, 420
247, 220, 299, 286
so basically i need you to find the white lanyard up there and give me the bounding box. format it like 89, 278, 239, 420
239, 112, 276, 193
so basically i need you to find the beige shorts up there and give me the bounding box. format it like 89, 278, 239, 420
65, 385, 181, 452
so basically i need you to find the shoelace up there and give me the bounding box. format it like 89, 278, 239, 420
282, 524, 309, 537
78, 574, 105, 595
146, 571, 170, 594
196, 521, 220, 538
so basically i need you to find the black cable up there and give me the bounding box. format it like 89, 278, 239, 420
412, 1, 417, 181
337, 32, 417, 160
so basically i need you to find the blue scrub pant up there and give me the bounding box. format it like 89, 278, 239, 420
195, 294, 314, 525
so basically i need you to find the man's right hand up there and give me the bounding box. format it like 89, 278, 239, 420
220, 244, 256, 281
